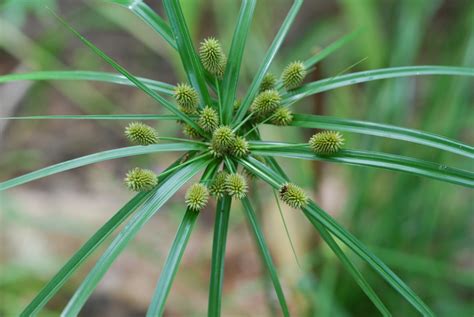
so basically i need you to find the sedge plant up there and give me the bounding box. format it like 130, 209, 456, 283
0, 0, 473, 316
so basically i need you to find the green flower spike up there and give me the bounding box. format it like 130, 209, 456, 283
309, 131, 345, 154
124, 168, 158, 192
124, 122, 159, 145
225, 173, 248, 199
185, 183, 210, 211
210, 125, 236, 156
182, 124, 201, 139
279, 183, 308, 209
209, 171, 228, 198
281, 61, 306, 90
198, 106, 219, 132
199, 37, 227, 78
250, 89, 281, 119
259, 72, 277, 92
231, 136, 249, 158
233, 99, 242, 113
174, 83, 199, 113
271, 107, 293, 126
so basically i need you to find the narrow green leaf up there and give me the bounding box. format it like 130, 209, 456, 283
283, 66, 474, 105
19, 157, 185, 316
221, 0, 256, 124
52, 11, 204, 134
105, 0, 177, 49
307, 215, 391, 316
241, 197, 290, 316
208, 195, 232, 317
275, 30, 361, 90
233, 0, 304, 124
147, 163, 218, 316
0, 143, 204, 191
0, 114, 180, 120
237, 157, 434, 316
285, 113, 474, 159
61, 158, 210, 316
162, 0, 213, 107
0, 71, 175, 95
249, 143, 474, 187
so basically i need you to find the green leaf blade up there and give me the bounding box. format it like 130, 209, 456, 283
287, 114, 474, 159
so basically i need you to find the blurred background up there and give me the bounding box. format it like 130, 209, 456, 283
0, 0, 473, 316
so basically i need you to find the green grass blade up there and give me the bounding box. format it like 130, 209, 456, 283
249, 143, 474, 187
275, 30, 360, 90
283, 66, 474, 105
19, 157, 185, 316
307, 214, 391, 316
221, 0, 256, 124
162, 0, 213, 107
61, 158, 210, 316
0, 71, 175, 95
147, 163, 218, 316
106, 0, 177, 49
286, 113, 474, 158
208, 195, 232, 317
237, 157, 434, 316
52, 11, 204, 134
233, 0, 304, 124
241, 197, 290, 316
0, 114, 180, 120
0, 143, 204, 191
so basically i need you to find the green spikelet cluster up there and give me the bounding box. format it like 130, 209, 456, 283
279, 183, 308, 209
233, 99, 241, 113
209, 171, 228, 198
250, 89, 281, 119
182, 124, 201, 139
210, 125, 235, 156
259, 72, 277, 92
199, 37, 227, 78
198, 106, 219, 132
271, 107, 293, 126
225, 173, 248, 199
231, 136, 249, 158
281, 61, 306, 90
309, 131, 344, 154
124, 122, 159, 145
124, 168, 158, 192
185, 183, 209, 211
174, 83, 199, 113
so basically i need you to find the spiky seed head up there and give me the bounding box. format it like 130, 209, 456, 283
124, 122, 159, 145
225, 173, 248, 199
271, 107, 293, 126
185, 183, 209, 211
231, 136, 249, 158
309, 131, 344, 154
174, 83, 199, 112
124, 168, 158, 192
198, 106, 219, 132
209, 171, 228, 198
210, 125, 235, 156
233, 99, 242, 113
250, 89, 281, 119
259, 72, 277, 92
182, 124, 201, 139
279, 183, 308, 209
281, 61, 306, 90
199, 37, 226, 77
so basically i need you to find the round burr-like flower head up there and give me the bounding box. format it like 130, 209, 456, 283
185, 183, 210, 211
198, 106, 219, 132
250, 89, 281, 119
270, 107, 293, 126
124, 168, 158, 192
199, 37, 227, 78
174, 83, 199, 113
309, 131, 345, 155
259, 72, 277, 92
281, 61, 306, 90
124, 122, 159, 146
209, 171, 228, 198
225, 173, 248, 199
279, 182, 308, 209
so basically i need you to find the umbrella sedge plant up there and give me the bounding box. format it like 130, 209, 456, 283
0, 0, 473, 316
